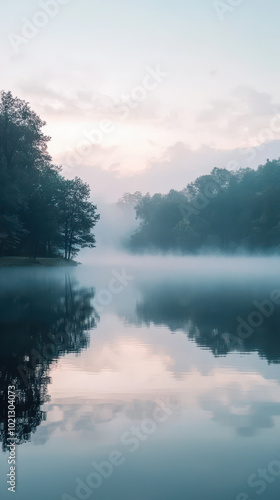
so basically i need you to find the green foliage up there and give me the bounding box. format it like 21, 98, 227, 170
0, 91, 100, 259
117, 191, 143, 211
129, 161, 280, 253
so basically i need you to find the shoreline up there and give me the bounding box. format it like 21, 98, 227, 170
0, 257, 79, 267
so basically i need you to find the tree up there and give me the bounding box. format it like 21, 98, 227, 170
130, 162, 280, 254
117, 191, 143, 210
21, 165, 63, 258
58, 177, 100, 260
0, 91, 100, 259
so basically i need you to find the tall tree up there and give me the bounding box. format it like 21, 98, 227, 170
0, 91, 100, 259
58, 177, 100, 260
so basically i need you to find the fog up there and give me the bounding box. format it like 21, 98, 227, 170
2, 254, 280, 370
85, 199, 139, 257
79, 239, 280, 279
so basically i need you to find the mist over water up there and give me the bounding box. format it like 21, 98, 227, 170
88, 200, 139, 256
2, 0, 280, 497
79, 249, 280, 277
1, 255, 280, 500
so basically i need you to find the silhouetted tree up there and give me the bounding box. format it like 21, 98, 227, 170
0, 91, 100, 259
58, 177, 100, 260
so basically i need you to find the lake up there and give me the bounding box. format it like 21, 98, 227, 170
1, 256, 280, 500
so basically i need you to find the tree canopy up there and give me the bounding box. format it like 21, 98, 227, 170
128, 161, 280, 253
0, 91, 100, 259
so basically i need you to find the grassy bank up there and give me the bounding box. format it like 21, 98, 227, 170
0, 257, 79, 267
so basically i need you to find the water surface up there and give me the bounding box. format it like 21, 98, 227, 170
1, 257, 280, 500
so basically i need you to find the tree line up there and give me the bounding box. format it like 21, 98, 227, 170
0, 91, 100, 259
122, 160, 280, 253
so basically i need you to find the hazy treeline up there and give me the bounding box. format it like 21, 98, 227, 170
0, 91, 100, 259
125, 161, 280, 253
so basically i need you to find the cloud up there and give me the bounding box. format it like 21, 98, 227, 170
199, 400, 280, 437
55, 138, 280, 202
18, 79, 166, 126
197, 86, 280, 143
19, 80, 117, 120
12, 81, 280, 202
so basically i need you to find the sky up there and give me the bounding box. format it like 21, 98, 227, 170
2, 0, 280, 201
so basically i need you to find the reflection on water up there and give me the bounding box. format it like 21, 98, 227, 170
0, 258, 280, 500
132, 277, 280, 362
0, 269, 97, 451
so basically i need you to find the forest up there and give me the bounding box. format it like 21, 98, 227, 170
2, 90, 280, 259
124, 160, 280, 254
0, 91, 100, 260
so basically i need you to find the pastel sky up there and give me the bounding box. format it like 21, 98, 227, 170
2, 0, 280, 200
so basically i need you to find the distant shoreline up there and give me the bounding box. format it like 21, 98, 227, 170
0, 257, 79, 267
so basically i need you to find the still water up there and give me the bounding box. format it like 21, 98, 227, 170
1, 256, 280, 500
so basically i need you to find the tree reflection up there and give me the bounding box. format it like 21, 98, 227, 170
133, 279, 280, 363
0, 271, 98, 451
